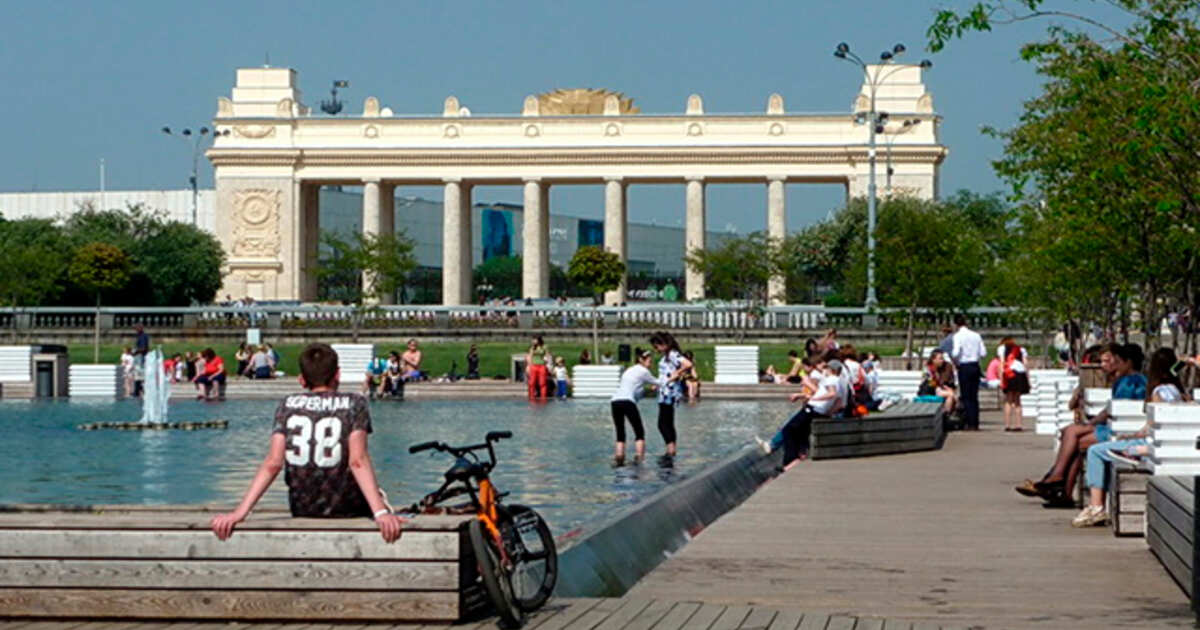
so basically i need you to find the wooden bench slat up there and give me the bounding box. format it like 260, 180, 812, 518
1148, 480, 1194, 545
811, 416, 938, 435
0, 530, 460, 560
1148, 524, 1192, 598
0, 513, 470, 532
0, 588, 458, 621
0, 559, 458, 590
811, 427, 938, 448
811, 438, 940, 460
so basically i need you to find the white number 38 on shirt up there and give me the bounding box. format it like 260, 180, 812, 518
284, 415, 343, 467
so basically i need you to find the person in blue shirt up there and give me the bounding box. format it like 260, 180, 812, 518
361, 355, 387, 398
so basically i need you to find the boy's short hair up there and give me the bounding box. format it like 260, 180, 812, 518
300, 343, 339, 387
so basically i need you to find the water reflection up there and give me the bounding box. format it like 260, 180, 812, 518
0, 397, 793, 534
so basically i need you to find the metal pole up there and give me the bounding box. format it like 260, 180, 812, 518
865, 83, 878, 310
190, 139, 199, 226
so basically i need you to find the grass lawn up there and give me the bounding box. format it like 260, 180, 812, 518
69, 340, 906, 382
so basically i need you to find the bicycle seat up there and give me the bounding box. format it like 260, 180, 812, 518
444, 457, 487, 482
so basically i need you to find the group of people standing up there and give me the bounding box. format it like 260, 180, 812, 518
609, 332, 695, 464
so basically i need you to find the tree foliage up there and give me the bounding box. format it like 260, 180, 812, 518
0, 217, 68, 307
473, 255, 523, 300
927, 0, 1200, 346
316, 230, 418, 304
685, 232, 782, 305
567, 246, 625, 304
68, 242, 132, 304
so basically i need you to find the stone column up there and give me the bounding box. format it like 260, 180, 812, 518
522, 178, 549, 299
300, 184, 320, 301
361, 179, 382, 303
442, 179, 470, 306
767, 176, 787, 305
379, 184, 395, 304
685, 177, 706, 301
459, 183, 474, 304
603, 177, 627, 305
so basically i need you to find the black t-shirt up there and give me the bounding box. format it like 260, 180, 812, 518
271, 391, 373, 517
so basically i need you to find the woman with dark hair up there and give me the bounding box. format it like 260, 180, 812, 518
682, 350, 701, 400
919, 349, 958, 415
1018, 343, 1143, 502
609, 348, 658, 464
193, 348, 226, 401
526, 336, 551, 401
1072, 347, 1186, 527
804, 338, 820, 359
998, 337, 1031, 431
650, 331, 692, 457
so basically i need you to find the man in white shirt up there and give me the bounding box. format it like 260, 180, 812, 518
950, 314, 987, 430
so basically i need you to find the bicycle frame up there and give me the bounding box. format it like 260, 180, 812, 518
409, 435, 510, 563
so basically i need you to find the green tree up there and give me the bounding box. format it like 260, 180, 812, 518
567, 246, 626, 359
928, 0, 1200, 349
0, 217, 67, 309
684, 232, 778, 305
473, 255, 523, 300
68, 242, 132, 362
860, 197, 989, 363
316, 230, 417, 305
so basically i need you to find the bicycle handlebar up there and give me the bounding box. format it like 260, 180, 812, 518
408, 441, 440, 454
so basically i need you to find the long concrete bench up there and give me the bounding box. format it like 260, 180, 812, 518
810, 401, 944, 460
0, 505, 481, 622
1146, 476, 1194, 598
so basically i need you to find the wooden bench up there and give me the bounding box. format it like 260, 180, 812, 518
1108, 462, 1149, 537
1146, 476, 1193, 598
810, 401, 944, 460
0, 505, 483, 622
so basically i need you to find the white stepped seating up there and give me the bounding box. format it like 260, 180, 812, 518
332, 344, 375, 384
875, 370, 922, 400
1108, 399, 1147, 434
68, 364, 122, 398
571, 365, 621, 398
1149, 403, 1200, 475
714, 345, 758, 385
1032, 371, 1077, 435
0, 345, 31, 383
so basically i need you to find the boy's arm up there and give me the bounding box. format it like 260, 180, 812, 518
211, 433, 286, 540
348, 430, 405, 543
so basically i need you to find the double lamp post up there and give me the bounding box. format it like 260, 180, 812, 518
834, 42, 931, 310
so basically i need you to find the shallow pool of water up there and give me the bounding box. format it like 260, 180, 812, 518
0, 396, 793, 535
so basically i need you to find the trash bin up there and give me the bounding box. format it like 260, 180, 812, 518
511, 355, 528, 382
618, 344, 631, 363
35, 361, 53, 397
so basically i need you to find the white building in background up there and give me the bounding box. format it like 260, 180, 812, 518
0, 189, 217, 231
0, 187, 723, 280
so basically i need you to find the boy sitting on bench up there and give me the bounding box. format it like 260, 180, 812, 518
211, 342, 404, 542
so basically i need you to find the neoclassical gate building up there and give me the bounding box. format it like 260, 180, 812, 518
207, 67, 946, 305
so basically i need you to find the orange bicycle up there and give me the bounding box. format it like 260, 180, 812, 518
406, 431, 557, 628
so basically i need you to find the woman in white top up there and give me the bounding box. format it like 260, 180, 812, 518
1073, 347, 1190, 527
610, 348, 658, 464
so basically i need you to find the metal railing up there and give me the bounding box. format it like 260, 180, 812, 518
0, 304, 1032, 334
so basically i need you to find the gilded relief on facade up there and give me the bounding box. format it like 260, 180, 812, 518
231, 189, 281, 257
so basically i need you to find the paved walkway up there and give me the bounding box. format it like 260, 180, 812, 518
629, 411, 1192, 629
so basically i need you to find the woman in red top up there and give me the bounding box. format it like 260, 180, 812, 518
193, 347, 226, 400
999, 337, 1031, 432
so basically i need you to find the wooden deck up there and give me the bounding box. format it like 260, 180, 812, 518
630, 410, 1193, 629
0, 597, 969, 629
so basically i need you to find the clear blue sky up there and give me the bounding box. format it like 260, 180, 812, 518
0, 1, 1119, 232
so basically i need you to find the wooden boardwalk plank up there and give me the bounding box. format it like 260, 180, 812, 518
709, 605, 751, 630
679, 603, 727, 630
852, 619, 884, 630
629, 411, 1190, 628
823, 617, 855, 630
528, 598, 603, 630
880, 620, 912, 630
652, 601, 702, 630
765, 611, 802, 630
592, 597, 653, 630
555, 597, 629, 630
621, 599, 675, 630
737, 608, 777, 629
795, 615, 829, 630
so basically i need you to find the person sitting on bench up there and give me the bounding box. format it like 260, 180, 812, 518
193, 348, 226, 400
776, 359, 846, 469
210, 342, 404, 542
1072, 347, 1187, 527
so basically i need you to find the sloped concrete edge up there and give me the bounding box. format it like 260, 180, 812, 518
554, 444, 779, 597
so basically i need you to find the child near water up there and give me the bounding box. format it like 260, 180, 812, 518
553, 356, 570, 400
210, 342, 404, 543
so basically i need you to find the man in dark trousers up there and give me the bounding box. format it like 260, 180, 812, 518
132, 323, 150, 397
950, 314, 987, 430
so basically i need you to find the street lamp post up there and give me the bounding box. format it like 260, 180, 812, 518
834, 42, 931, 310
161, 126, 228, 226
884, 119, 922, 195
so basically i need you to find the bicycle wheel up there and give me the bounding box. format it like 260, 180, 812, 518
468, 519, 523, 628
500, 504, 558, 611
